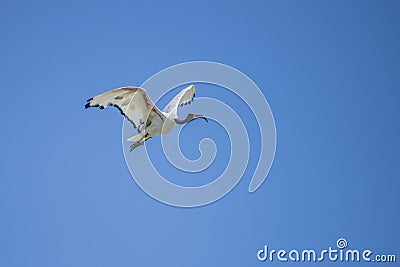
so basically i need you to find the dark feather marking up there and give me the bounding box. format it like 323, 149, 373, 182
114, 96, 123, 100
84, 96, 137, 128
85, 101, 136, 128
110, 104, 137, 128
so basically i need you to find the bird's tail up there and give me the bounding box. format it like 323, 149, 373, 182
127, 134, 144, 142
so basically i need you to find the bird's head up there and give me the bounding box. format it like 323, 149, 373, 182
187, 113, 209, 123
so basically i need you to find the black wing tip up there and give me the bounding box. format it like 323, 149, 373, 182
85, 102, 101, 109
85, 97, 94, 109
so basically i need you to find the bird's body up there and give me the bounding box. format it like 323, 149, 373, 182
85, 85, 207, 151
148, 114, 175, 135
126, 110, 175, 143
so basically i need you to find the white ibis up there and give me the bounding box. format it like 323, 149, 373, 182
85, 85, 208, 151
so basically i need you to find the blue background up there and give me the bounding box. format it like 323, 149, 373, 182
1, 0, 399, 266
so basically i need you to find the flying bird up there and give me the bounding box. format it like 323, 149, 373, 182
85, 85, 208, 151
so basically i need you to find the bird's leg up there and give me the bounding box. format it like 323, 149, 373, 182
129, 141, 143, 152
129, 134, 152, 152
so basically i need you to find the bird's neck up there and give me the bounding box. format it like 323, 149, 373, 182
174, 115, 191, 124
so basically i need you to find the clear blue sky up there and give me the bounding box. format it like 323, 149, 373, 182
1, 0, 399, 266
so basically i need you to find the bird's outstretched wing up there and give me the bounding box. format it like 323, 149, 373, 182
162, 85, 196, 118
85, 86, 164, 130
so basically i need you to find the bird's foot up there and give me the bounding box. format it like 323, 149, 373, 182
129, 141, 143, 152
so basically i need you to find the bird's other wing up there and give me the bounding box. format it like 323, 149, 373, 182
85, 86, 164, 129
162, 85, 196, 118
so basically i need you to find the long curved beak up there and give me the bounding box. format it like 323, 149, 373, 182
195, 114, 208, 122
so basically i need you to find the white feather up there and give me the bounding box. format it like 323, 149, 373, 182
85, 84, 203, 151
162, 85, 196, 118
